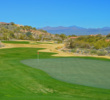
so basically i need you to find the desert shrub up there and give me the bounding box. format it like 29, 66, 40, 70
107, 50, 110, 54
65, 42, 70, 48
106, 33, 110, 38
90, 49, 97, 54
76, 50, 80, 53
83, 50, 90, 54
26, 32, 32, 37
97, 50, 107, 56
108, 53, 110, 56
71, 49, 76, 53
105, 47, 110, 53
70, 41, 76, 48
80, 43, 91, 49
61, 49, 66, 52
57, 40, 62, 44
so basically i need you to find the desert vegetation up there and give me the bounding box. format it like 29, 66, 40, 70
65, 34, 110, 56
0, 22, 67, 43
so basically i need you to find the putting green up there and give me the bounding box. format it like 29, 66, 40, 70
22, 58, 110, 89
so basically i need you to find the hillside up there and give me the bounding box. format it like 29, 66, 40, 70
0, 22, 54, 41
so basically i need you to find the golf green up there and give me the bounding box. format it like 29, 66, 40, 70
22, 58, 110, 89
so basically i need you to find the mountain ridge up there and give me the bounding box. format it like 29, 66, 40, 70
40, 26, 110, 35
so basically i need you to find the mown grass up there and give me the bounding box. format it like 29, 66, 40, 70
1, 41, 30, 44
22, 58, 110, 89
0, 47, 110, 100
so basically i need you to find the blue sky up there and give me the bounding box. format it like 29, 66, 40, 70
0, 0, 110, 28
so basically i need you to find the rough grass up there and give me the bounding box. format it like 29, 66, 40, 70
1, 41, 30, 44
0, 48, 110, 100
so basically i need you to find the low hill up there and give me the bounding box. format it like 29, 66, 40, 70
0, 22, 54, 41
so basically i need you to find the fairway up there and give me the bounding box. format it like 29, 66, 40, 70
22, 58, 110, 89
0, 47, 110, 100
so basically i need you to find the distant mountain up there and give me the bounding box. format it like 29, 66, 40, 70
40, 26, 110, 35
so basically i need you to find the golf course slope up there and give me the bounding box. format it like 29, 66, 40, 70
0, 47, 110, 100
